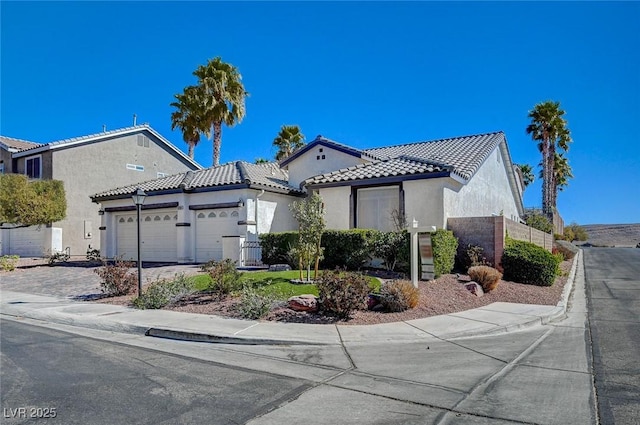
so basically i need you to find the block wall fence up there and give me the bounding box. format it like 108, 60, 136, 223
447, 216, 553, 271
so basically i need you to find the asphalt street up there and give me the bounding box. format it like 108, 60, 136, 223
584, 247, 640, 425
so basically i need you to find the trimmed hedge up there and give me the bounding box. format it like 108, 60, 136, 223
321, 229, 377, 270
259, 232, 298, 267
502, 239, 560, 286
431, 229, 458, 277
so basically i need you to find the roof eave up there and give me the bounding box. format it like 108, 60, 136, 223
304, 171, 452, 189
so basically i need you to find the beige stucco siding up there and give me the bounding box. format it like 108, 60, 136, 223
443, 148, 520, 223
1, 148, 13, 173
402, 179, 446, 229
318, 186, 352, 230
287, 147, 366, 188
52, 132, 195, 255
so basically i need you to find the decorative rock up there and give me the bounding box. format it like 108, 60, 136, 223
288, 294, 318, 312
464, 281, 484, 297
269, 264, 292, 271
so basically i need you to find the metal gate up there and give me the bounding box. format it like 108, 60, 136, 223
240, 241, 263, 267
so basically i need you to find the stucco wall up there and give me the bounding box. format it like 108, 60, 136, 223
402, 179, 446, 229
15, 151, 53, 179
443, 148, 520, 223
318, 186, 352, 230
287, 146, 366, 188
1, 148, 13, 173
52, 131, 196, 255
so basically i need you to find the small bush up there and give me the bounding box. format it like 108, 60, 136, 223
564, 222, 588, 242
432, 229, 458, 277
94, 258, 137, 296
379, 280, 419, 312
501, 239, 561, 286
46, 250, 69, 265
524, 211, 553, 234
316, 270, 370, 319
458, 244, 490, 271
468, 265, 502, 292
0, 255, 19, 272
133, 273, 195, 309
201, 259, 243, 296
554, 240, 578, 260
86, 246, 101, 262
237, 286, 275, 319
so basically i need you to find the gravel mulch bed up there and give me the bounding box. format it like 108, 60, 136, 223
94, 259, 573, 326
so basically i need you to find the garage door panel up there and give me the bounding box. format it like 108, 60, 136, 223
116, 211, 177, 262
195, 209, 238, 263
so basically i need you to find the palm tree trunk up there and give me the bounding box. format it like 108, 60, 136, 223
188, 143, 194, 159
213, 122, 222, 167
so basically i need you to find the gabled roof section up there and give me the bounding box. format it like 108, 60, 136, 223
91, 161, 303, 201
305, 156, 451, 186
279, 135, 377, 167
0, 136, 43, 152
10, 124, 202, 170
363, 131, 506, 181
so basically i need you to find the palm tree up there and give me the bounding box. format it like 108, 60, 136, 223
273, 125, 305, 161
517, 164, 535, 189
193, 57, 248, 166
526, 101, 572, 216
170, 85, 203, 159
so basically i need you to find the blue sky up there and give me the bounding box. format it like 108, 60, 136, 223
1, 1, 639, 225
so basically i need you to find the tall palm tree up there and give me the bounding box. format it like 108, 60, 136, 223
170, 85, 203, 159
193, 57, 248, 166
517, 164, 535, 189
273, 125, 305, 161
526, 101, 572, 216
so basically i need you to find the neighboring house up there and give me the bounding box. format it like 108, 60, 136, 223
0, 125, 202, 257
92, 131, 524, 265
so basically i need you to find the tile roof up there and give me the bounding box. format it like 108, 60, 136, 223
304, 156, 450, 185
363, 131, 505, 181
0, 136, 43, 151
279, 135, 377, 166
92, 161, 302, 200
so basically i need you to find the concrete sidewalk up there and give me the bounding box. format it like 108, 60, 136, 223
0, 251, 581, 345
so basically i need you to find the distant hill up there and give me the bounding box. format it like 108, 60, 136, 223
580, 223, 640, 247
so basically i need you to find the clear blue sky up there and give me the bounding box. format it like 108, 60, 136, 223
1, 1, 639, 225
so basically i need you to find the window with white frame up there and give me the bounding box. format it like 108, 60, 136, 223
356, 186, 400, 231
25, 155, 42, 179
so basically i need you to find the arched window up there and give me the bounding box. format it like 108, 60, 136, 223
145, 216, 152, 222
164, 215, 171, 221
154, 216, 161, 221
219, 211, 228, 218
127, 217, 134, 223
119, 217, 125, 223
231, 211, 239, 217
197, 213, 205, 218
208, 212, 216, 218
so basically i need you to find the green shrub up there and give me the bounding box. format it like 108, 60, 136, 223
0, 255, 19, 272
564, 222, 588, 242
321, 229, 376, 270
371, 230, 410, 272
94, 258, 137, 296
237, 285, 275, 319
133, 273, 195, 309
432, 229, 458, 277
379, 280, 419, 312
316, 270, 369, 319
501, 239, 560, 286
458, 244, 490, 271
524, 211, 553, 233
259, 232, 298, 266
468, 265, 502, 292
201, 259, 243, 296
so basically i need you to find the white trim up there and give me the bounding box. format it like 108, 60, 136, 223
12, 125, 202, 170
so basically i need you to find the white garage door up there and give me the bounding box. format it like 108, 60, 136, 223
195, 209, 239, 263
116, 211, 177, 262
6, 226, 45, 257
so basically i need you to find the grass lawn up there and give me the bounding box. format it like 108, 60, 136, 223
192, 270, 380, 300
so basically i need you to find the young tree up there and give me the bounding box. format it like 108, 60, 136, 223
193, 57, 248, 166
273, 125, 305, 161
289, 193, 325, 281
0, 174, 66, 226
526, 101, 572, 217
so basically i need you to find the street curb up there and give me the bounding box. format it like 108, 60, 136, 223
546, 248, 582, 323
145, 328, 325, 346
